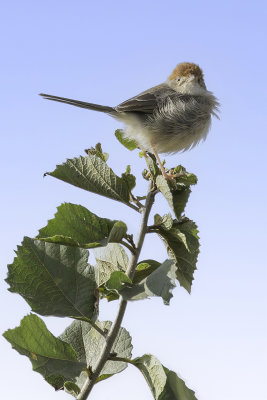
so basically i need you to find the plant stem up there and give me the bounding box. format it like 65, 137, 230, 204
120, 240, 135, 254
77, 181, 156, 400
126, 182, 155, 280
126, 202, 141, 212
108, 355, 136, 366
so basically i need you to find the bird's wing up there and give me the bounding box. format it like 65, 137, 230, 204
115, 83, 176, 114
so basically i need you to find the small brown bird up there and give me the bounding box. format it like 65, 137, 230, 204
40, 62, 219, 179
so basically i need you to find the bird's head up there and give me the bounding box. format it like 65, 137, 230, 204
167, 62, 207, 94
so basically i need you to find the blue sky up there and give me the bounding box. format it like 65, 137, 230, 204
1, 1, 266, 399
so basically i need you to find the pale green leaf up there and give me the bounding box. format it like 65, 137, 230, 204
133, 354, 197, 400
121, 260, 177, 305
115, 129, 138, 150
154, 213, 173, 230
94, 243, 129, 286
60, 319, 133, 390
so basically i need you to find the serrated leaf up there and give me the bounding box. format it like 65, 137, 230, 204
156, 219, 200, 293
37, 203, 127, 248
133, 354, 197, 400
94, 243, 129, 286
121, 165, 136, 191
60, 319, 133, 390
85, 143, 109, 162
115, 129, 138, 150
46, 154, 131, 205
3, 314, 85, 390
121, 260, 177, 305
173, 165, 198, 186
6, 237, 97, 320
156, 176, 191, 218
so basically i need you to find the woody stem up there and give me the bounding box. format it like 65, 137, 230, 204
77, 181, 155, 400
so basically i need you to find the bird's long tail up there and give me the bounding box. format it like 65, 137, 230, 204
39, 93, 115, 113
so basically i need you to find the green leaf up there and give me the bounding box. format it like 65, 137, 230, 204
94, 243, 129, 286
172, 165, 198, 186
37, 203, 127, 248
60, 319, 133, 390
46, 154, 131, 205
64, 381, 81, 396
156, 176, 191, 218
106, 271, 132, 291
3, 314, 85, 390
146, 153, 161, 180
159, 368, 198, 400
115, 129, 138, 151
99, 271, 132, 302
6, 237, 97, 320
133, 259, 161, 284
121, 165, 136, 191
106, 221, 128, 244
85, 142, 109, 162
121, 260, 176, 305
154, 213, 173, 230
133, 354, 197, 400
155, 218, 200, 293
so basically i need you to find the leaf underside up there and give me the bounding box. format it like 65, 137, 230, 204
121, 260, 177, 305
133, 354, 197, 400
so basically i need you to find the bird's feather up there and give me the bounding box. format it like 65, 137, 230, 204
39, 93, 115, 113
115, 84, 176, 114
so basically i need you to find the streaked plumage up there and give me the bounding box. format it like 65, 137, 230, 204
40, 62, 219, 178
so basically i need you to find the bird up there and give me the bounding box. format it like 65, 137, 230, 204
40, 62, 219, 179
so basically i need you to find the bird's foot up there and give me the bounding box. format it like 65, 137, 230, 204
161, 168, 183, 181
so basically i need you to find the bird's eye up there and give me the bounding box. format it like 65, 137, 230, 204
177, 77, 181, 82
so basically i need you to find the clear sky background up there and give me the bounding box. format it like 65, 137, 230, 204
1, 1, 266, 399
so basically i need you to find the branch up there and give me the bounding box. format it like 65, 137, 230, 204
125, 201, 141, 213
77, 181, 156, 400
108, 355, 135, 365
126, 182, 155, 280
85, 320, 106, 337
